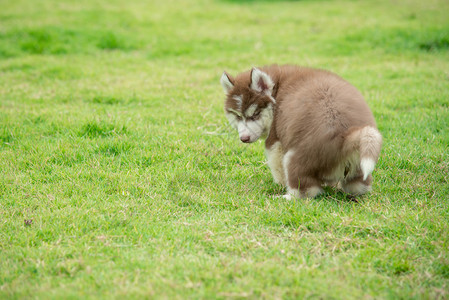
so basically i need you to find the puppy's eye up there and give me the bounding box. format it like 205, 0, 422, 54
233, 113, 242, 120
249, 111, 261, 120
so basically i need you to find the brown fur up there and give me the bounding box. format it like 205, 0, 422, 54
224, 70, 273, 113
223, 64, 382, 197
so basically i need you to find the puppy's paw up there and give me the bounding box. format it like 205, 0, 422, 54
282, 194, 294, 201
272, 194, 293, 200
281, 188, 300, 200
272, 187, 300, 200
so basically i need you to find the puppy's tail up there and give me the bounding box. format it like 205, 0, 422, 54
343, 126, 382, 180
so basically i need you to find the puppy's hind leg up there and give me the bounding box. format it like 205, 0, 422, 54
341, 173, 373, 196
299, 177, 324, 199
282, 149, 323, 200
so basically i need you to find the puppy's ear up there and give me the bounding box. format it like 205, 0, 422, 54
220, 71, 234, 94
250, 68, 274, 96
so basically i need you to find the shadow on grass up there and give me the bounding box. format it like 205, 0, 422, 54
263, 184, 364, 204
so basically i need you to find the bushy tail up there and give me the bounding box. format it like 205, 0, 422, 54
343, 126, 383, 180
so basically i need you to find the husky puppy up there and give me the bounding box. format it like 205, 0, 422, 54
220, 65, 382, 199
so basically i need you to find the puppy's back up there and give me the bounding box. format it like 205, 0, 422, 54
275, 66, 377, 176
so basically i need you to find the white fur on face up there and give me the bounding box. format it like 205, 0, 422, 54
225, 112, 239, 130
238, 119, 263, 143
245, 104, 257, 117
232, 95, 243, 109
241, 104, 273, 142
226, 104, 274, 143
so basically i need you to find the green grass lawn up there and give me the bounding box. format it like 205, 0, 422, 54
1, 0, 448, 298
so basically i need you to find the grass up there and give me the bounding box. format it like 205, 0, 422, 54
0, 0, 448, 298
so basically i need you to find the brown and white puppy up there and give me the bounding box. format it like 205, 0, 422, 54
221, 65, 382, 199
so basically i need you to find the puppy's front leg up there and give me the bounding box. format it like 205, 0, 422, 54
265, 141, 286, 186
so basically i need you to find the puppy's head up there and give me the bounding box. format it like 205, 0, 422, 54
221, 68, 275, 143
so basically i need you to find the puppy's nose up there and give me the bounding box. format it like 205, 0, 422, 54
240, 135, 251, 143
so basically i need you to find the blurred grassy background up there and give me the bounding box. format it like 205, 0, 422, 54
1, 0, 448, 298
